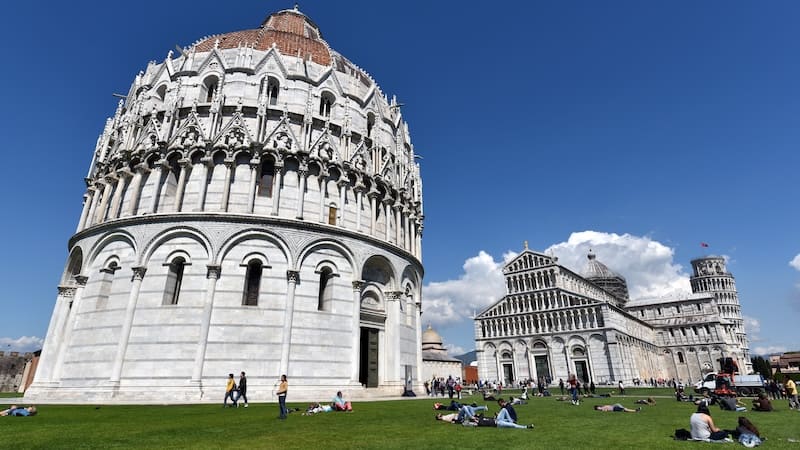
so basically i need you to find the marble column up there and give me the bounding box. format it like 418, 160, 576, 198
148, 161, 169, 214
173, 159, 190, 212
271, 163, 283, 216
350, 281, 364, 383
393, 204, 402, 246
296, 163, 308, 219
51, 275, 88, 382
85, 182, 103, 227
355, 187, 364, 232
220, 159, 234, 212
318, 171, 329, 223
125, 163, 149, 217
368, 192, 378, 236
191, 265, 221, 382
279, 270, 299, 375
194, 157, 211, 212
76, 189, 95, 232
246, 161, 258, 213
97, 176, 117, 221
109, 169, 132, 219
34, 285, 78, 384
383, 200, 392, 241
110, 267, 147, 383
337, 178, 347, 226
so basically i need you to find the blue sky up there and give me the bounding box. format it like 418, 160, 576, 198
1, 1, 798, 358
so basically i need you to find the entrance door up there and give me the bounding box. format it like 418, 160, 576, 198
502, 364, 514, 386
575, 360, 590, 383
534, 355, 551, 381
359, 328, 379, 387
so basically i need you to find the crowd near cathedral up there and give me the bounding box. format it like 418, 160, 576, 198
24, 6, 752, 403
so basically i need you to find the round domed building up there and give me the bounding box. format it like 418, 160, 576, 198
27, 6, 424, 403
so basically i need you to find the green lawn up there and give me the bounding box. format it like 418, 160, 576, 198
2, 389, 798, 449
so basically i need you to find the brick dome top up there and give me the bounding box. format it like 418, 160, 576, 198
194, 7, 332, 66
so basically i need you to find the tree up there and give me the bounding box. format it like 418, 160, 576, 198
750, 356, 772, 379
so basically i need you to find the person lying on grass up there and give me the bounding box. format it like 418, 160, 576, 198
303, 402, 333, 415
0, 405, 37, 416
593, 404, 640, 413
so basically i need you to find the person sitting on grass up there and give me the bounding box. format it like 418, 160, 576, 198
719, 395, 747, 412
735, 416, 762, 447
752, 393, 772, 412
332, 391, 353, 411
593, 404, 641, 413
0, 405, 37, 416
494, 398, 533, 429
690, 404, 729, 441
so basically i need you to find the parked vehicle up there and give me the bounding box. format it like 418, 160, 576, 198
693, 372, 765, 396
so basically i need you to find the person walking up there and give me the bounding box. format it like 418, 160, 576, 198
786, 378, 798, 409
568, 374, 579, 405
224, 373, 238, 408
238, 372, 249, 408
276, 374, 288, 419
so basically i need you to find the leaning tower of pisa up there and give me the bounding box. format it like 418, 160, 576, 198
27, 6, 425, 403
689, 256, 751, 373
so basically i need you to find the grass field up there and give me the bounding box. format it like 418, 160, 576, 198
2, 389, 798, 449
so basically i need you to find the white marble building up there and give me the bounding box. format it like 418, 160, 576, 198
475, 245, 751, 386
26, 6, 424, 403
421, 325, 463, 383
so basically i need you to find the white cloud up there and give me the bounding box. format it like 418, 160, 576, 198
446, 343, 466, 357
752, 345, 787, 356
742, 315, 761, 342
0, 336, 43, 353
545, 231, 691, 299
422, 251, 506, 327
790, 254, 800, 272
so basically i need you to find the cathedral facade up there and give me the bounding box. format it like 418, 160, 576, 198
27, 7, 424, 403
475, 246, 750, 386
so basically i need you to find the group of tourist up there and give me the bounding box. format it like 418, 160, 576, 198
223, 372, 249, 408
303, 392, 354, 415
435, 398, 534, 429
682, 404, 763, 446
425, 376, 464, 399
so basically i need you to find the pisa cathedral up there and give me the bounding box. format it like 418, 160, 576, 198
475, 245, 751, 386
26, 6, 424, 403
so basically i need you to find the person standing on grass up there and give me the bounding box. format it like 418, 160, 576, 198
224, 373, 238, 408
277, 374, 288, 419
618, 379, 625, 395
568, 374, 579, 405
559, 378, 565, 395
238, 372, 248, 408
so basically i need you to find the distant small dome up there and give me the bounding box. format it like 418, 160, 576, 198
422, 324, 443, 349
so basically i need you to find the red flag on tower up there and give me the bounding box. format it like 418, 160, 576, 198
700, 242, 709, 248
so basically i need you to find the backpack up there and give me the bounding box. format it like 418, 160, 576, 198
674, 428, 691, 440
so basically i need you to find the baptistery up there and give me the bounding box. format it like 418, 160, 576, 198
27, 6, 424, 403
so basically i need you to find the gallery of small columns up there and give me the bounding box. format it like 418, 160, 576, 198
478, 333, 664, 385
76, 145, 422, 259
479, 306, 605, 339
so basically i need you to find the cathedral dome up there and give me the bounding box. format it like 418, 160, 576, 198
583, 251, 630, 303
194, 7, 332, 65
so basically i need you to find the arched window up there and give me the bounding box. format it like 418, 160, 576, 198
202, 76, 219, 103
328, 203, 337, 225
242, 260, 263, 306
156, 84, 167, 101
258, 160, 275, 197
317, 267, 334, 311
268, 78, 279, 106
366, 112, 375, 137
319, 92, 334, 117
163, 257, 186, 305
